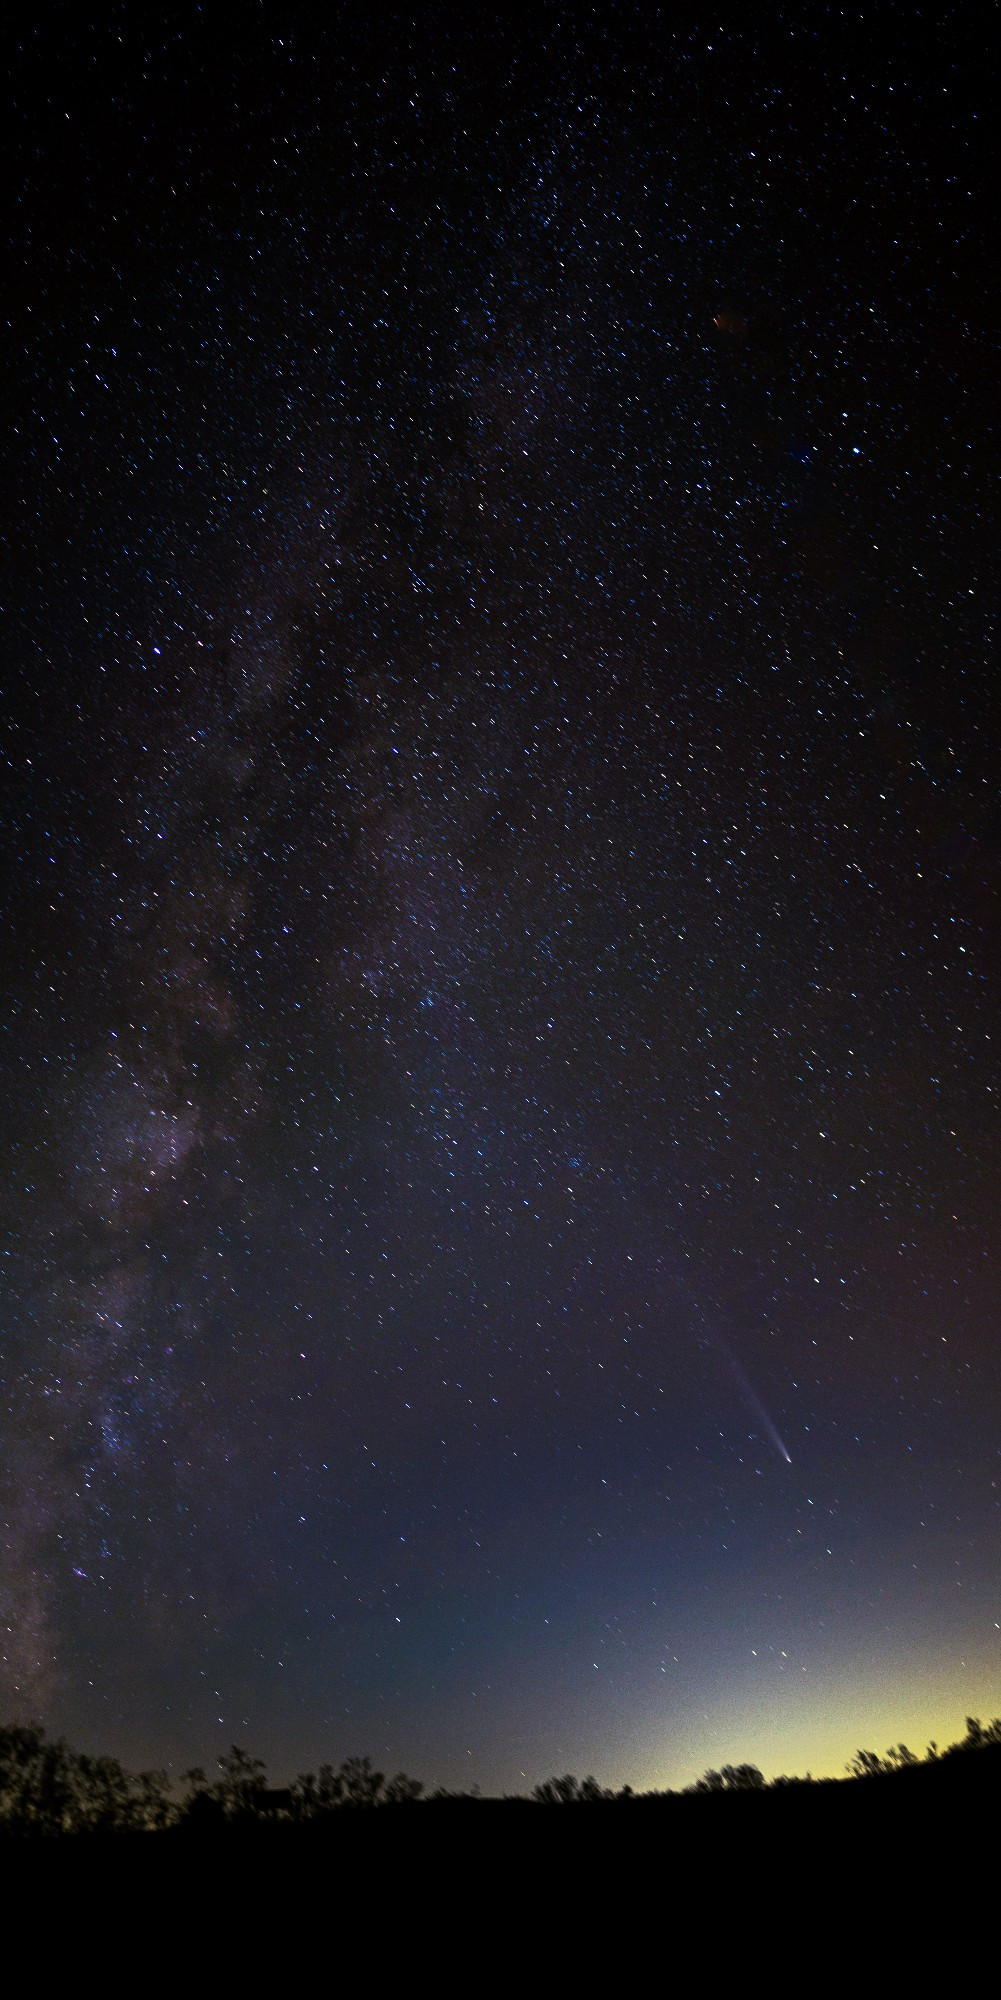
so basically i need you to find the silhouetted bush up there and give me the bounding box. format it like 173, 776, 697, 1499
532, 1773, 611, 1805
688, 1763, 767, 1794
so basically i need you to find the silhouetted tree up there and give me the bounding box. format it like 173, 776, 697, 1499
214, 1745, 267, 1819
289, 1756, 422, 1815
957, 1716, 1001, 1751
533, 1774, 582, 1805
136, 1768, 174, 1831
339, 1755, 385, 1807
0, 1724, 176, 1834
383, 1772, 424, 1804
73, 1752, 135, 1832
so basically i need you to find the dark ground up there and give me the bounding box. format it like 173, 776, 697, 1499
5, 1747, 996, 1962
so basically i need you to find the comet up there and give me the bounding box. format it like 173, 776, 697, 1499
716, 1338, 792, 1465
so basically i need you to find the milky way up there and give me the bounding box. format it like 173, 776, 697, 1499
2, 9, 998, 1788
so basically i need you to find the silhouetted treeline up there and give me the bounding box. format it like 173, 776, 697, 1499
2, 1716, 999, 1837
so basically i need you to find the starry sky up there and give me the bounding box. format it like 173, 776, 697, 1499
2, 6, 998, 1793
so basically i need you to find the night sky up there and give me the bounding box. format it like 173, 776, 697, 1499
3, 6, 998, 1794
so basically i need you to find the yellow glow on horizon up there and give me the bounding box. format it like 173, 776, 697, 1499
624, 1651, 1001, 1792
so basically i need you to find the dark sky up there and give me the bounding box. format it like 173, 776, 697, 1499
2, 4, 998, 1791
